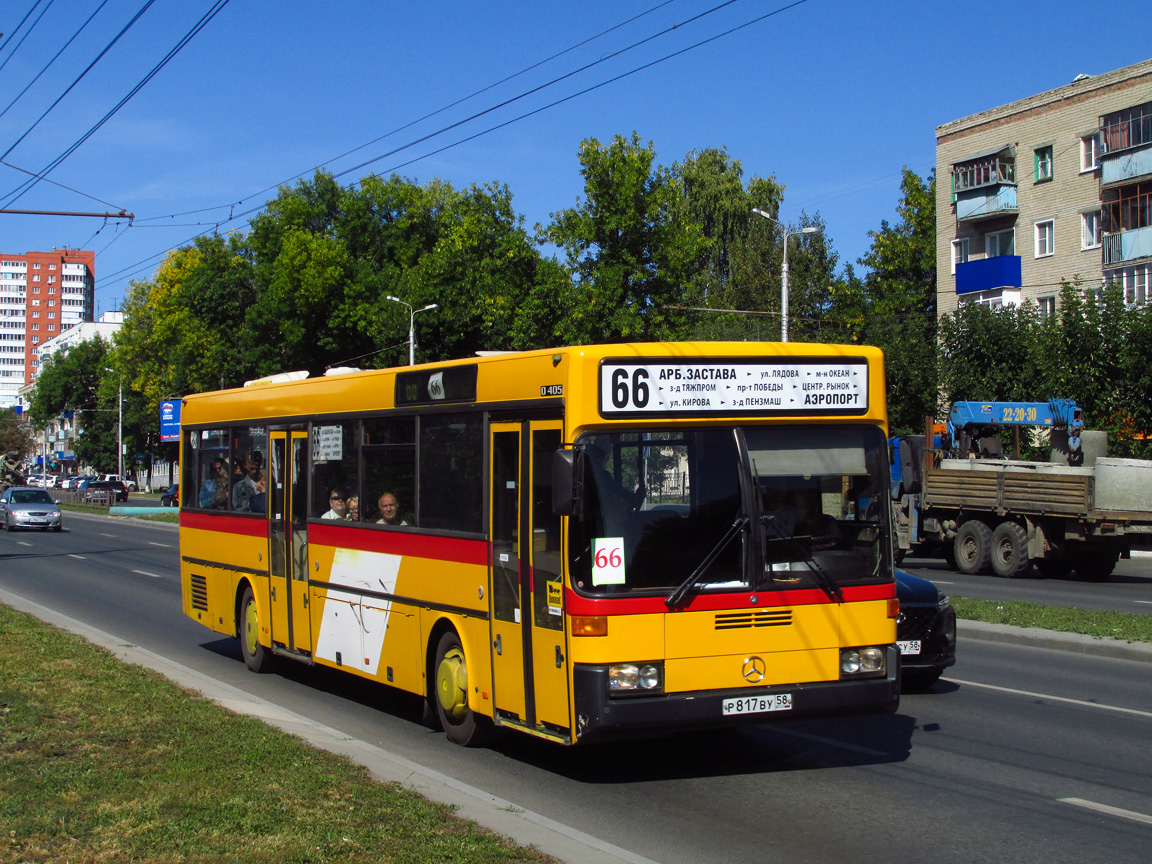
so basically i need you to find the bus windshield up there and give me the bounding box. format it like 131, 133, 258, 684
568, 425, 891, 597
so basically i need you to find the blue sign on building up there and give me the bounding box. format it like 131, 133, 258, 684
160, 400, 181, 442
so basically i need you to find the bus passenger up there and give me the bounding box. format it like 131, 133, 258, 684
376, 492, 407, 525
345, 496, 360, 521
321, 487, 348, 519
199, 458, 228, 509
231, 451, 264, 512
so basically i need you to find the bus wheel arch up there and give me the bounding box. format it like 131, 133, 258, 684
429, 627, 490, 746
238, 582, 275, 673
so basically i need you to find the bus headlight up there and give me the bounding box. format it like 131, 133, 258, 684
840, 646, 886, 677
608, 662, 663, 694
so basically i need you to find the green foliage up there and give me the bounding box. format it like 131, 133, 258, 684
0, 408, 33, 459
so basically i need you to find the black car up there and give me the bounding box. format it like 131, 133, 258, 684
78, 477, 130, 503
895, 568, 956, 691
160, 484, 179, 507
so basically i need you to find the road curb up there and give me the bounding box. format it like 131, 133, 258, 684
960, 618, 1152, 663
0, 587, 658, 864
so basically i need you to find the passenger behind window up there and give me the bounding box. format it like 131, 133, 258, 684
199, 458, 229, 509
232, 450, 265, 512
345, 495, 359, 521
322, 487, 348, 519
376, 492, 408, 525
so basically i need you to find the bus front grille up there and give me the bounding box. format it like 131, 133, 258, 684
715, 610, 792, 630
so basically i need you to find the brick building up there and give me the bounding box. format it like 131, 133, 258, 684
936, 59, 1152, 317
0, 248, 95, 409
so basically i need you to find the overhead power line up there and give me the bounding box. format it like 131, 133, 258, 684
0, 0, 54, 75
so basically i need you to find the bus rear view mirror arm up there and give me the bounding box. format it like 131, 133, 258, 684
552, 447, 585, 517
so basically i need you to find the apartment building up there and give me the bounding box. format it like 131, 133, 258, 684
0, 248, 95, 409
936, 58, 1152, 317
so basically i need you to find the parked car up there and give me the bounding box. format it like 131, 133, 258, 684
61, 476, 83, 490
895, 569, 957, 691
43, 474, 60, 488
160, 484, 179, 507
0, 486, 62, 532
25, 475, 42, 486
78, 478, 129, 503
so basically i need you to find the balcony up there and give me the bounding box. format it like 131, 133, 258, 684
1101, 143, 1152, 186
1102, 227, 1152, 266
956, 256, 1022, 295
956, 184, 1018, 222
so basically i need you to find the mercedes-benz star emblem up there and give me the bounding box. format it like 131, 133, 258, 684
742, 656, 765, 683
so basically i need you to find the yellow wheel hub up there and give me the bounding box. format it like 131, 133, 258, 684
244, 601, 259, 656
436, 647, 468, 721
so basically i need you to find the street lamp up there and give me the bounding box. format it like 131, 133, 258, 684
751, 208, 821, 343
386, 296, 438, 365
105, 368, 123, 479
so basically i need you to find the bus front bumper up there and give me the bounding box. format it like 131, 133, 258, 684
572, 647, 900, 744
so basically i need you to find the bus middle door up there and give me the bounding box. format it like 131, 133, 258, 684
268, 429, 312, 656
488, 420, 570, 739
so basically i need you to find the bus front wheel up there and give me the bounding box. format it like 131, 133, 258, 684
240, 585, 275, 673
433, 631, 488, 746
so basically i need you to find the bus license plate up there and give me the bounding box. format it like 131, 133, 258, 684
898, 640, 921, 655
721, 693, 792, 716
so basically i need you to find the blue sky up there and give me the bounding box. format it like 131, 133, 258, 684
2, 0, 1150, 318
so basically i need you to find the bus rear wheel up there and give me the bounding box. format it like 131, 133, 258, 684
433, 631, 489, 747
240, 585, 275, 673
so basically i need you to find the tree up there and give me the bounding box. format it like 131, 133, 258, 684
848, 168, 938, 432
0, 408, 33, 460
542, 133, 703, 343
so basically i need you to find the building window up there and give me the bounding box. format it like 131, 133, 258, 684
1034, 146, 1053, 182
1037, 296, 1057, 319
986, 229, 1015, 257
951, 238, 970, 274
48, 264, 56, 270
1081, 134, 1101, 172
1035, 220, 1055, 258
32, 275, 39, 282
1108, 265, 1150, 307
1082, 211, 1102, 249
32, 263, 40, 269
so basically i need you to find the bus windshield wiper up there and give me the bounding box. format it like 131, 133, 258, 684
762, 519, 844, 604
665, 516, 748, 608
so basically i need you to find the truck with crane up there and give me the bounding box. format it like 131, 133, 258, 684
891, 400, 1152, 580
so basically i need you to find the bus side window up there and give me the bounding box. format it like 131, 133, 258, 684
363, 416, 416, 525
311, 422, 357, 520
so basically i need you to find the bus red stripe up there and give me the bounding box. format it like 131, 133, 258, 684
564, 582, 894, 616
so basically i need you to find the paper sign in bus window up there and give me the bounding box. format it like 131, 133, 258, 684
547, 580, 563, 616
592, 537, 625, 585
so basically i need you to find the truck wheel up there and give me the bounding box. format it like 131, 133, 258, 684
1069, 549, 1119, 582
954, 520, 992, 575
990, 522, 1031, 578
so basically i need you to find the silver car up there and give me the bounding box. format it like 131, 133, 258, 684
0, 486, 63, 532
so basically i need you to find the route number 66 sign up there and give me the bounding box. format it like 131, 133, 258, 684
592, 537, 625, 585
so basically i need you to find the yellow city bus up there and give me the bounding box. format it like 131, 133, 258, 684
179, 342, 900, 745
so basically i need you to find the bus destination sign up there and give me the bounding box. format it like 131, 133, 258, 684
599, 358, 869, 416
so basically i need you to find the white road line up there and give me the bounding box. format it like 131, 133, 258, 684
1058, 797, 1152, 825
949, 677, 1152, 719
67, 554, 86, 560
99, 533, 115, 537
147, 542, 169, 548
1135, 600, 1152, 605
18, 541, 32, 547
132, 570, 163, 579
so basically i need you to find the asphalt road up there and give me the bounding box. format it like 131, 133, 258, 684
3, 512, 1151, 864
901, 552, 1152, 615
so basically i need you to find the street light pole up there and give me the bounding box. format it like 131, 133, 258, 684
385, 296, 439, 365
751, 208, 821, 343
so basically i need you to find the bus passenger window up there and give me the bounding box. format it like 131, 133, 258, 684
311, 422, 357, 519
363, 416, 415, 525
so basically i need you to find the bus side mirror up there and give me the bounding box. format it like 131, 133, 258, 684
898, 437, 923, 495
552, 448, 584, 517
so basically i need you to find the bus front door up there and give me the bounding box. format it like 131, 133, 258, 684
268, 429, 312, 656
489, 421, 570, 739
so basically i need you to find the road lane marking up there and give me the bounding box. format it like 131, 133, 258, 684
147, 542, 170, 548
949, 677, 1152, 719
18, 541, 33, 547
132, 570, 163, 579
1135, 600, 1152, 605
67, 554, 86, 560
100, 533, 115, 537
1058, 798, 1152, 825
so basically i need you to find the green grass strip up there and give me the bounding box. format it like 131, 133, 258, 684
952, 596, 1152, 643
0, 604, 553, 864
